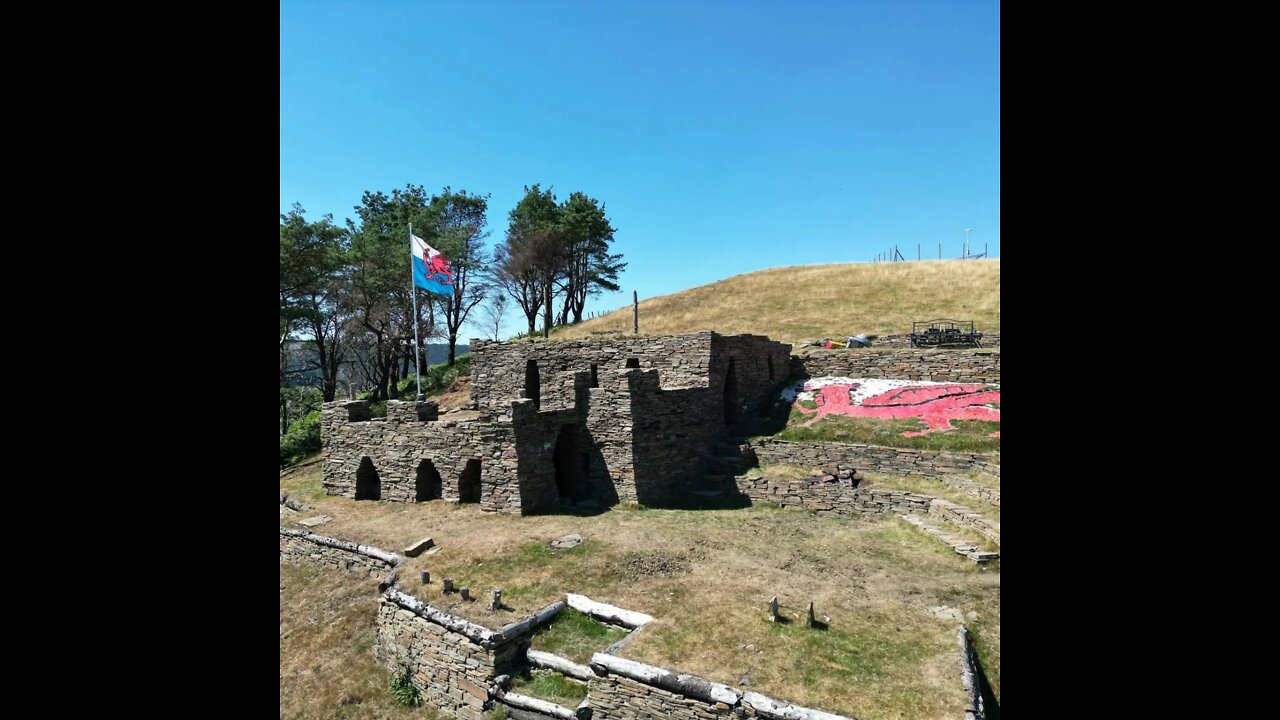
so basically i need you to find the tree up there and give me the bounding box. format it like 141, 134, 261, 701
500, 184, 566, 339
481, 292, 507, 341
279, 204, 350, 404
344, 185, 437, 401
557, 192, 626, 325
423, 188, 491, 365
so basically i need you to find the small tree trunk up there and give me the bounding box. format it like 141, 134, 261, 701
281, 395, 289, 435
448, 333, 457, 365
542, 284, 553, 338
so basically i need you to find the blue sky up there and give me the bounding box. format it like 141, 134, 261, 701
281, 1, 999, 339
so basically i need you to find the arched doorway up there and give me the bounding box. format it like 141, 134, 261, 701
415, 459, 442, 502
458, 459, 482, 503
355, 457, 380, 500
553, 424, 591, 502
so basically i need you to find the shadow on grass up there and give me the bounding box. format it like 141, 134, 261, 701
974, 651, 1000, 719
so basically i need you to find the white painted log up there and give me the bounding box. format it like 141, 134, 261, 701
499, 600, 566, 640
280, 529, 400, 566
575, 696, 592, 720
958, 626, 985, 718
383, 588, 497, 645
499, 691, 576, 720
566, 593, 653, 628
527, 650, 595, 681
589, 653, 740, 705
742, 691, 854, 720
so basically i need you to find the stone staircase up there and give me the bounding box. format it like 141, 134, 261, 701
683, 437, 756, 498
899, 514, 1000, 563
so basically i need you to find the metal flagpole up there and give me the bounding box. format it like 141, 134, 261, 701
410, 222, 423, 401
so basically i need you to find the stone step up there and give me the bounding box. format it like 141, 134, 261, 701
899, 514, 1000, 564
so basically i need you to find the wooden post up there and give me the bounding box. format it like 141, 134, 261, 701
442, 577, 454, 593
938, 243, 942, 259
490, 589, 502, 611
632, 290, 639, 334
769, 596, 779, 622
421, 570, 430, 584
460, 587, 472, 601
918, 243, 921, 261
806, 601, 816, 627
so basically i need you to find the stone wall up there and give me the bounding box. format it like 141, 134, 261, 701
586, 653, 855, 720
751, 437, 1000, 479
278, 528, 400, 583
865, 333, 1001, 349
733, 474, 936, 518
321, 400, 523, 513
791, 349, 1000, 383
929, 499, 1000, 545
374, 597, 523, 720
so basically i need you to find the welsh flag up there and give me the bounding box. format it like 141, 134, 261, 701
411, 233, 453, 296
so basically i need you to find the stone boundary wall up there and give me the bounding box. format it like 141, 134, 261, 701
735, 474, 935, 518
587, 653, 854, 720
279, 528, 402, 589
791, 348, 1000, 383
751, 437, 1000, 479
942, 476, 1001, 505
929, 499, 1000, 545
865, 333, 1001, 349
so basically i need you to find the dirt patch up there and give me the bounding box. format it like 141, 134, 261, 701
615, 550, 693, 579
430, 376, 472, 410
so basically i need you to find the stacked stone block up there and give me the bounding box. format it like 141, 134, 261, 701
791, 349, 1000, 383
751, 438, 1000, 480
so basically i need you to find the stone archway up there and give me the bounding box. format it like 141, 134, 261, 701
355, 457, 380, 500
415, 459, 442, 502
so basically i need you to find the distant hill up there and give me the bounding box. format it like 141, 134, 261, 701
282, 342, 469, 388
554, 260, 999, 344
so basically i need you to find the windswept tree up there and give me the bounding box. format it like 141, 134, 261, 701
500, 184, 564, 338
558, 192, 626, 325
343, 185, 436, 401
496, 184, 624, 338
481, 292, 508, 341
423, 188, 491, 365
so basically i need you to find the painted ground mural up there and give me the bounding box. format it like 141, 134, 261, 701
781, 377, 1001, 438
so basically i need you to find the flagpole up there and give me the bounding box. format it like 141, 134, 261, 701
409, 222, 423, 401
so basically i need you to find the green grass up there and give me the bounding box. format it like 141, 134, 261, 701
509, 671, 589, 706
777, 410, 1000, 454
967, 615, 1000, 704
529, 608, 629, 664
280, 454, 327, 501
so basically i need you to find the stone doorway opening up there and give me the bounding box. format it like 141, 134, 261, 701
355, 456, 380, 500
553, 424, 591, 502
458, 459, 482, 503
415, 459, 442, 502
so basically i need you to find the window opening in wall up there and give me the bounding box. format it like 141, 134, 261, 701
458, 459, 482, 503
723, 359, 741, 425
625, 358, 640, 368
525, 359, 541, 410
590, 364, 598, 388
355, 457, 381, 500
415, 459, 442, 502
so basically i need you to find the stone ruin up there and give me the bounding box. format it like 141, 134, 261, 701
321, 332, 792, 514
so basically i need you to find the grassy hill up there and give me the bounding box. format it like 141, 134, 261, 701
555, 260, 999, 343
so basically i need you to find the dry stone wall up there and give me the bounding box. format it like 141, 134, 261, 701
929, 499, 1000, 545
792, 349, 1000, 383
864, 333, 1001, 349
278, 528, 402, 588
374, 599, 522, 720
588, 672, 735, 719
321, 400, 522, 513
733, 474, 936, 518
751, 437, 1000, 479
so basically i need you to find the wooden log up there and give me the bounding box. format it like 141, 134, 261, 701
589, 653, 740, 706
279, 529, 399, 566
603, 624, 642, 655
742, 691, 854, 720
499, 691, 576, 720
575, 697, 592, 720
565, 593, 652, 628
527, 650, 595, 681
382, 588, 497, 645
498, 600, 566, 640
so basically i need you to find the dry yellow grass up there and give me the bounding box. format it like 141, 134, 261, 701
280, 562, 443, 720
281, 463, 999, 719
554, 260, 999, 343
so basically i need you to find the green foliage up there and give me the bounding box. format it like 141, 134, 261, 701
529, 607, 628, 664
388, 667, 421, 707
485, 708, 508, 720
396, 355, 472, 397
510, 671, 589, 705
279, 410, 321, 467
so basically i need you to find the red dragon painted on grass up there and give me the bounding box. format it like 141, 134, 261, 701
794, 381, 1000, 437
